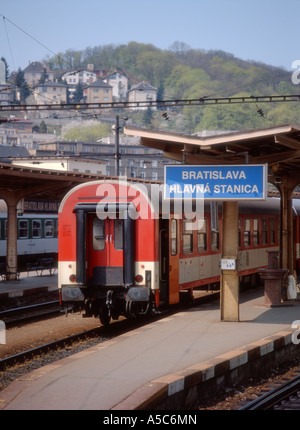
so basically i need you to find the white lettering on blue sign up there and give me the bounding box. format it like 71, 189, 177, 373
164, 164, 267, 200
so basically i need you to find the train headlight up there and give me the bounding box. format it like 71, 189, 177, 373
69, 274, 76, 283
135, 274, 143, 283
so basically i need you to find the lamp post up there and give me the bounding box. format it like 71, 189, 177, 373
114, 115, 128, 177
115, 114, 120, 176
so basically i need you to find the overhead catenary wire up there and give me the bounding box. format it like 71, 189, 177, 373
0, 12, 73, 70
2, 15, 15, 71
1, 94, 300, 112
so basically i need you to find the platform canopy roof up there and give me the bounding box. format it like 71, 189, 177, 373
0, 162, 155, 202
124, 124, 300, 178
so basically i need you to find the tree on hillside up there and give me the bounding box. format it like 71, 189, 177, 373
72, 81, 84, 103
0, 57, 9, 81
14, 68, 30, 102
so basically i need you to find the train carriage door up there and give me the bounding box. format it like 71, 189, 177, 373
87, 214, 124, 286
169, 218, 179, 305
159, 219, 169, 304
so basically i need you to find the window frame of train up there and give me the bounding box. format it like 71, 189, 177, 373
243, 218, 251, 248
17, 218, 58, 240
44, 219, 55, 238
32, 219, 42, 238
253, 218, 260, 246
197, 217, 207, 253
182, 218, 193, 255
18, 219, 29, 239
262, 217, 268, 245
170, 218, 177, 256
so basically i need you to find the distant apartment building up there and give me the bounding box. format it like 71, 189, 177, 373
0, 83, 15, 105
128, 82, 157, 109
86, 79, 113, 104
0, 119, 34, 147
34, 136, 172, 181
104, 70, 128, 101
33, 81, 67, 105
23, 61, 54, 86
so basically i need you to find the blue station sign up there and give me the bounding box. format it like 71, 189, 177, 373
164, 164, 267, 200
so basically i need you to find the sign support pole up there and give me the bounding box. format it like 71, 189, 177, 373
220, 201, 239, 322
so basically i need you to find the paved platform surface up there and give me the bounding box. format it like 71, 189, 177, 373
1, 284, 300, 410
0, 271, 58, 298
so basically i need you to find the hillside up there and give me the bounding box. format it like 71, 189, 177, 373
43, 41, 300, 133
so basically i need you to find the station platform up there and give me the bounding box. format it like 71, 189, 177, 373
0, 271, 58, 300
1, 285, 300, 410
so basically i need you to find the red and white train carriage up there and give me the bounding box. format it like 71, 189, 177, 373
58, 179, 300, 324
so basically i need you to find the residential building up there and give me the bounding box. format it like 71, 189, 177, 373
33, 136, 173, 181
86, 79, 113, 104
61, 69, 97, 100
127, 82, 157, 109
61, 69, 97, 86
104, 70, 128, 101
23, 61, 54, 86
0, 119, 34, 148
33, 81, 67, 105
0, 83, 15, 105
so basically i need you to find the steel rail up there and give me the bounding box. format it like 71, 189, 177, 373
0, 300, 60, 318
239, 373, 300, 410
0, 300, 61, 326
0, 326, 104, 371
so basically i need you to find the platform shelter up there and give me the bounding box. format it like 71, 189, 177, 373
124, 123, 300, 321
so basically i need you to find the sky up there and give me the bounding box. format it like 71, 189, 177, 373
0, 0, 300, 73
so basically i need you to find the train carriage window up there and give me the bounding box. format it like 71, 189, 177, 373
45, 220, 54, 237
171, 219, 177, 256
262, 218, 268, 245
93, 218, 105, 250
211, 231, 219, 251
183, 218, 193, 254
270, 218, 276, 244
253, 218, 260, 246
19, 220, 28, 239
114, 219, 123, 250
197, 218, 207, 252
243, 218, 251, 247
32, 220, 42, 238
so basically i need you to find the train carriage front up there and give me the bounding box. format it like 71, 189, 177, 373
58, 180, 158, 324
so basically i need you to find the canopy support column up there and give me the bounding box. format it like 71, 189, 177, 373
220, 201, 239, 322
5, 196, 19, 280
279, 177, 296, 275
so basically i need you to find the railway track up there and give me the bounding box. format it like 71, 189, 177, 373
0, 300, 61, 326
239, 371, 300, 410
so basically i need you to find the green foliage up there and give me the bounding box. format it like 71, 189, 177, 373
14, 68, 30, 102
43, 42, 300, 133
61, 120, 111, 142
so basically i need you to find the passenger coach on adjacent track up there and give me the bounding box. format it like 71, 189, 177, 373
0, 200, 58, 271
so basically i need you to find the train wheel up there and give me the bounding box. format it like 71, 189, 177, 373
99, 307, 111, 326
